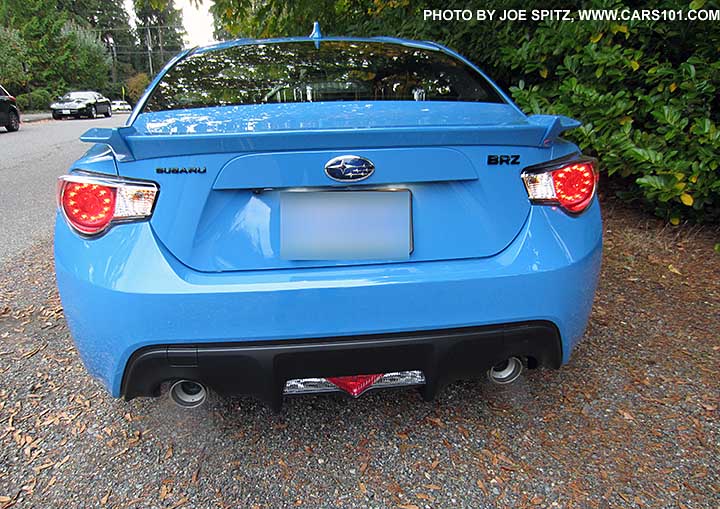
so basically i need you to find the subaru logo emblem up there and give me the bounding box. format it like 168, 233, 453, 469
324, 155, 375, 182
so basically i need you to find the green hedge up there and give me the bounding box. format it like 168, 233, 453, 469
498, 5, 719, 223
16, 89, 53, 111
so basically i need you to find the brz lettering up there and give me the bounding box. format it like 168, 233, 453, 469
487, 155, 520, 165
155, 167, 207, 174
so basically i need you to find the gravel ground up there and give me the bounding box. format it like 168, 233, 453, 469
0, 198, 718, 509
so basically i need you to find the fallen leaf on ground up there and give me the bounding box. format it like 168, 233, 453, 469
159, 484, 172, 501
619, 409, 635, 421
426, 417, 444, 427
168, 497, 189, 509
476, 479, 489, 496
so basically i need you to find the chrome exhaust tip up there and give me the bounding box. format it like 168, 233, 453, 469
487, 357, 523, 384
169, 380, 207, 408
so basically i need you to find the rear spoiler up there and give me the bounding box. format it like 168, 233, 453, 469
80, 126, 137, 162
528, 114, 582, 147
80, 114, 581, 162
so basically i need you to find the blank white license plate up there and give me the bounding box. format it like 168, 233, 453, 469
62, 110, 70, 114
281, 191, 412, 260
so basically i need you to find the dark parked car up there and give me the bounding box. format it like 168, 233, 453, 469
51, 91, 112, 119
0, 85, 20, 132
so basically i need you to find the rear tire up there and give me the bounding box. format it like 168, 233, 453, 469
5, 111, 19, 132
89, 105, 96, 119
52, 112, 61, 120
104, 106, 112, 118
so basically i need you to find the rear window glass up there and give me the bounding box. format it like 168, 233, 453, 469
144, 41, 504, 112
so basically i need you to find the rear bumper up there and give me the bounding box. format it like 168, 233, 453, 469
122, 321, 561, 408
55, 200, 602, 399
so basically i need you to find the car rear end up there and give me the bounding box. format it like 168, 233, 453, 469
0, 84, 20, 132
54, 38, 602, 409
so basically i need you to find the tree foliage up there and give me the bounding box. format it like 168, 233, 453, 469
0, 0, 186, 108
60, 0, 140, 83
62, 22, 113, 91
135, 1, 186, 73
0, 27, 30, 90
125, 72, 151, 104
1, 0, 111, 106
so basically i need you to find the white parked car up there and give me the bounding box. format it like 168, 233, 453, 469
111, 100, 132, 113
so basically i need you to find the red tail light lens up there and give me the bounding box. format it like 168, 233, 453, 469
551, 162, 597, 212
61, 182, 116, 234
58, 174, 158, 236
521, 156, 598, 214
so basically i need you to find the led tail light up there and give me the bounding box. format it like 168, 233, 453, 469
57, 174, 158, 235
521, 156, 599, 213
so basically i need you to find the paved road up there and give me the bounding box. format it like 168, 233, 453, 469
0, 115, 127, 263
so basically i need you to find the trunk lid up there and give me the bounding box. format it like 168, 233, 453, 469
93, 102, 576, 272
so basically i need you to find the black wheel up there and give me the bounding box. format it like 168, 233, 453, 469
52, 112, 61, 120
104, 105, 112, 118
5, 110, 19, 132
89, 105, 96, 119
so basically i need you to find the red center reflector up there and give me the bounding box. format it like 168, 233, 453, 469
326, 374, 384, 397
62, 182, 117, 233
551, 162, 596, 213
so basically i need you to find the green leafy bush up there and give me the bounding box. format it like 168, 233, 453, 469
16, 89, 53, 111
503, 4, 720, 223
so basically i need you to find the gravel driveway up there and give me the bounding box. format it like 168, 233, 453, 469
0, 198, 718, 509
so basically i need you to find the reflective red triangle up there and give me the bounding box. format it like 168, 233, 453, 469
326, 374, 384, 397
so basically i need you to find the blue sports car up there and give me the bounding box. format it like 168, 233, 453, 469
54, 25, 602, 410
